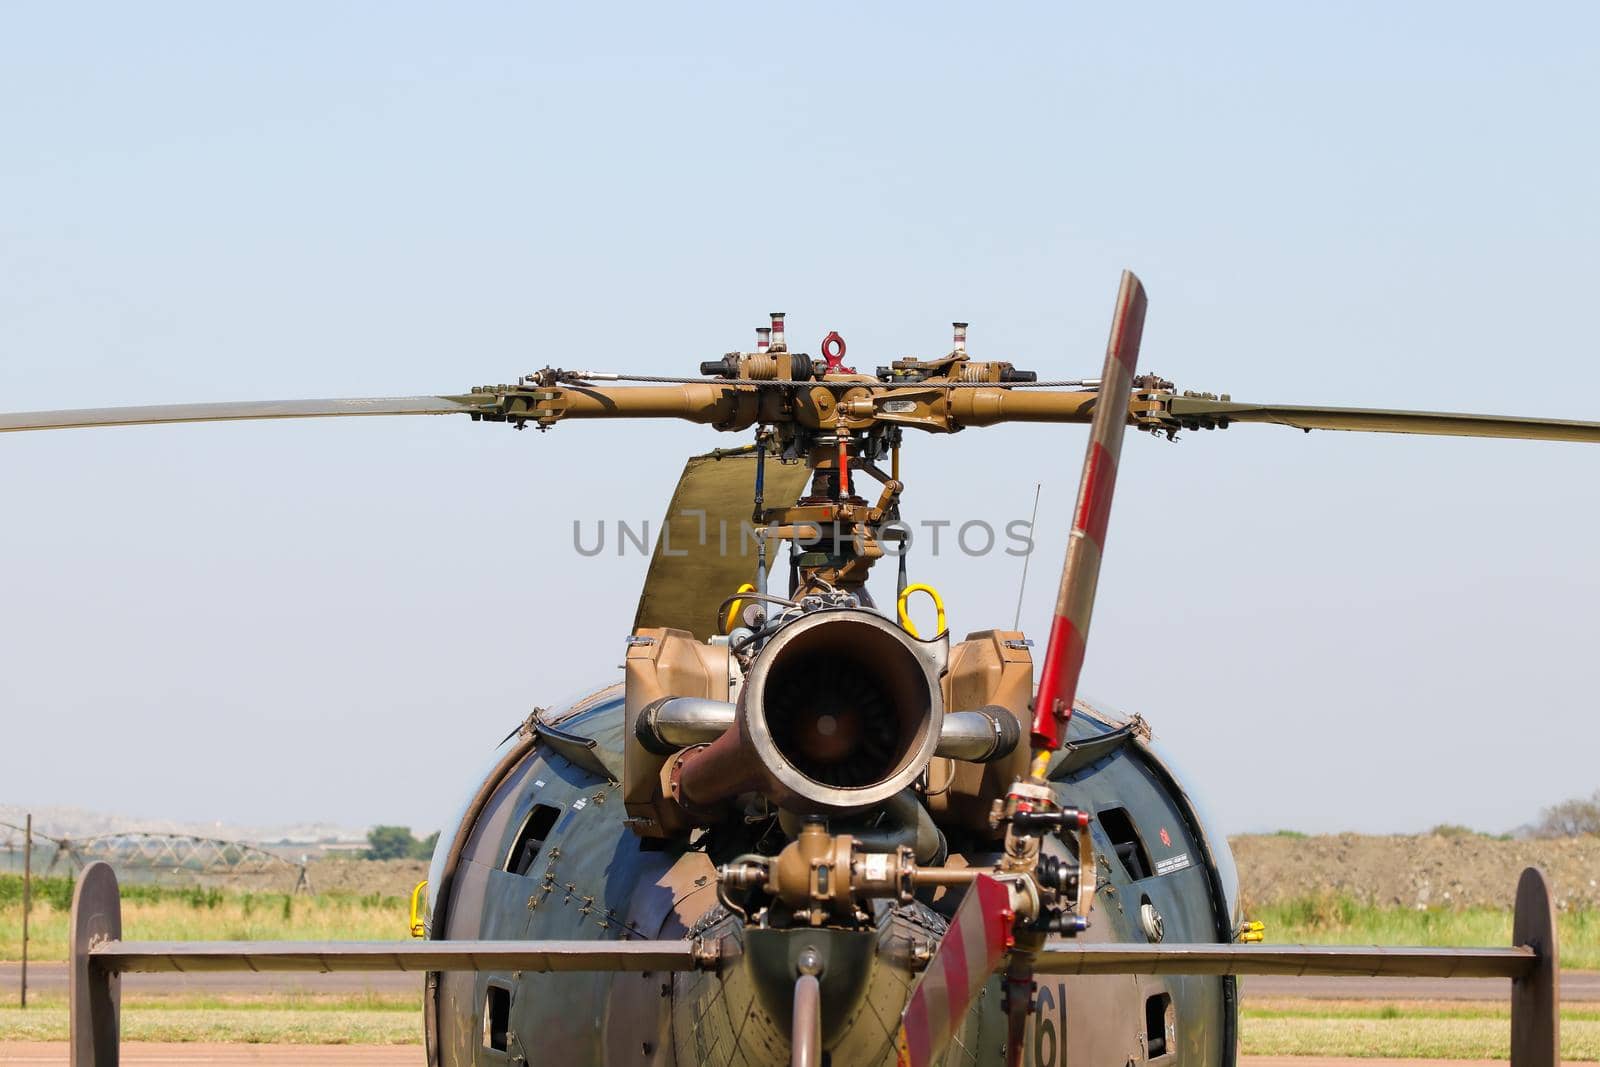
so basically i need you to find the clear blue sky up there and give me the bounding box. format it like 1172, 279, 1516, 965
3, 3, 1596, 837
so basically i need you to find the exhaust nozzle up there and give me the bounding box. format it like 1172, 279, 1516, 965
676, 610, 946, 815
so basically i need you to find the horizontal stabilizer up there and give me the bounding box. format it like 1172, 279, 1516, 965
1028, 941, 1534, 978
91, 938, 703, 974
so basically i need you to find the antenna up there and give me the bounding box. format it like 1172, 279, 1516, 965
1011, 482, 1042, 630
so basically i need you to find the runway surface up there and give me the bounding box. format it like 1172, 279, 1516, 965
4, 963, 1599, 1001
0, 1046, 1564, 1065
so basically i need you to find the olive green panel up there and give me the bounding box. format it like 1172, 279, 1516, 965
633, 449, 812, 642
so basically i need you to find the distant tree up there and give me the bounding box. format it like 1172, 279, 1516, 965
411, 831, 439, 861
366, 825, 418, 861
1532, 789, 1600, 837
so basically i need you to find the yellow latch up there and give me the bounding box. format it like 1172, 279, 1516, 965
1239, 919, 1265, 943
409, 880, 428, 939
897, 583, 947, 639
723, 582, 757, 633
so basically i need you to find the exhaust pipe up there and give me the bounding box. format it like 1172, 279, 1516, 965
935, 706, 1021, 763
673, 609, 946, 815
635, 697, 737, 754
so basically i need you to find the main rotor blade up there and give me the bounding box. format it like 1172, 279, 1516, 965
1162, 396, 1600, 443
0, 395, 494, 433
1031, 270, 1147, 753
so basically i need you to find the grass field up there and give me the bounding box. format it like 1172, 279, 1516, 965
1254, 892, 1600, 970
0, 993, 418, 1045
9, 874, 1598, 966
0, 994, 1595, 1057
6, 874, 1600, 1058
6, 876, 1593, 966
1240, 998, 1599, 1060
0, 875, 408, 960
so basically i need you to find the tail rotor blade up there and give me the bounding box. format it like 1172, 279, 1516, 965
895, 875, 1015, 1067
1030, 270, 1147, 753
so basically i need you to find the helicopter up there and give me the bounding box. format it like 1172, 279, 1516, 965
5, 271, 1583, 1067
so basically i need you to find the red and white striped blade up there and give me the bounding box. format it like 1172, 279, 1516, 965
895, 875, 1015, 1067
1030, 270, 1148, 751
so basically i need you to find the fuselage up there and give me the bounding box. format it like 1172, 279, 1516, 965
424, 688, 1240, 1067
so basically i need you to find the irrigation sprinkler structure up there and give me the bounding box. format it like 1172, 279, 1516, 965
1, 822, 309, 887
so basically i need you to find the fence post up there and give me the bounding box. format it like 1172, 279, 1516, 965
69, 861, 122, 1067
1509, 866, 1559, 1067
20, 814, 30, 1009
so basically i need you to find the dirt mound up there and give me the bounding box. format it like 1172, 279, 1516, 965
293, 837, 1600, 910
167, 858, 428, 898
1230, 833, 1600, 911
304, 858, 428, 898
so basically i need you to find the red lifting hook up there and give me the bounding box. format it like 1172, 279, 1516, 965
820, 331, 854, 374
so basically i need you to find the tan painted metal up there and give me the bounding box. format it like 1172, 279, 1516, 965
926, 630, 1036, 835
622, 627, 729, 838
747, 824, 992, 926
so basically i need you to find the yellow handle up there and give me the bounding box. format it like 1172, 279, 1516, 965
723, 583, 757, 633
897, 584, 946, 639
409, 880, 428, 939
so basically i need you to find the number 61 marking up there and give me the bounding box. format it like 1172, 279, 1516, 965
1032, 982, 1069, 1067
